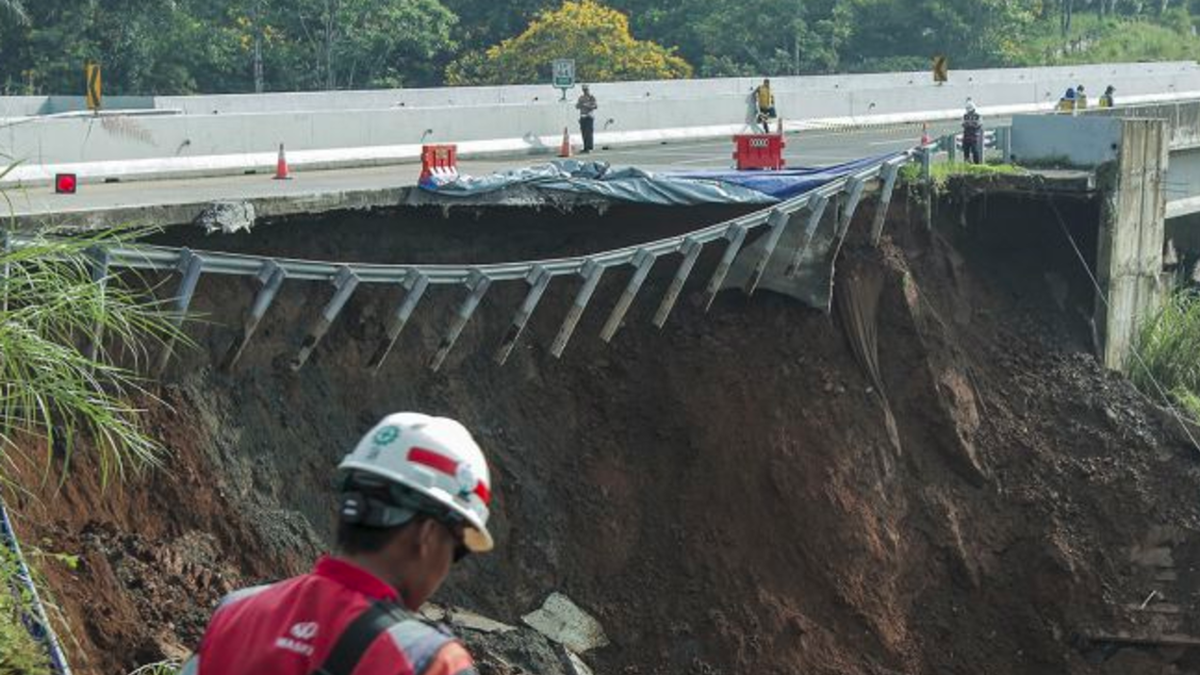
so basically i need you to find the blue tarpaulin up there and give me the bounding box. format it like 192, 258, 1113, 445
419, 153, 905, 207
666, 153, 904, 200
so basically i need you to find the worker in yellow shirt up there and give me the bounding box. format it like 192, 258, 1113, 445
754, 78, 776, 133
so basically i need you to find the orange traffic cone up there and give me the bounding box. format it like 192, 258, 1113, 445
274, 143, 292, 180
559, 127, 572, 158
920, 123, 931, 146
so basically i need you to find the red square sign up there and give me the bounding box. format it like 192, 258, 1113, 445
55, 173, 77, 194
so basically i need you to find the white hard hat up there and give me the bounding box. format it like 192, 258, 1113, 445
339, 412, 494, 552
965, 99, 976, 112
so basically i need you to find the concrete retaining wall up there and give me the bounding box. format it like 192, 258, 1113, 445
1011, 115, 1124, 166
1087, 99, 1200, 148
5, 61, 1200, 185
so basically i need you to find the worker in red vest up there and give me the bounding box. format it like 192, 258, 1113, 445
182, 412, 495, 675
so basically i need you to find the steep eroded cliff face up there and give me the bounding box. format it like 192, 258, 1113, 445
14, 197, 1200, 674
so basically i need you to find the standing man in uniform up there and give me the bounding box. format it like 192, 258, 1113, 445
754, 78, 776, 133
182, 412, 496, 675
962, 99, 984, 165
576, 84, 598, 154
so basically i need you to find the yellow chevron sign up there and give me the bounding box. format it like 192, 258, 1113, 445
932, 55, 948, 84
86, 63, 101, 111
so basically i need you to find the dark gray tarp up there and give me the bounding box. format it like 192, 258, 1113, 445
418, 154, 907, 207
421, 160, 778, 206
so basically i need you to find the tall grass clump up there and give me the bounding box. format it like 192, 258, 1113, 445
0, 228, 185, 485
1130, 289, 1200, 422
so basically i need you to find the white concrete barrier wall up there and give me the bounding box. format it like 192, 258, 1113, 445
1011, 115, 1124, 166
5, 61, 1200, 184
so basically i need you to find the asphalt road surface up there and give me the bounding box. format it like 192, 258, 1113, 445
6, 119, 977, 227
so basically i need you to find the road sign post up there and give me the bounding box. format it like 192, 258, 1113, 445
85, 62, 102, 112
552, 58, 575, 101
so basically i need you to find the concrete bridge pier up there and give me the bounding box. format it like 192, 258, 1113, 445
1094, 119, 1169, 370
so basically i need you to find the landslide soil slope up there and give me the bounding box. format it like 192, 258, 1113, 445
9, 199, 1200, 674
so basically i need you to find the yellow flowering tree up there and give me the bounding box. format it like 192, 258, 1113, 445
446, 0, 692, 85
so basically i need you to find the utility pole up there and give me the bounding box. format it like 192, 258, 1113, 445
252, 0, 264, 92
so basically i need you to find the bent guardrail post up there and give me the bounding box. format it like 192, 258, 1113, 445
495, 265, 551, 365
744, 208, 792, 296
85, 246, 111, 361
551, 259, 604, 358
870, 162, 903, 246
836, 175, 868, 239
220, 260, 285, 372
368, 270, 428, 372
784, 195, 830, 278
430, 270, 491, 372
653, 237, 702, 328
703, 224, 748, 311
155, 248, 204, 376
290, 266, 360, 371
600, 249, 655, 343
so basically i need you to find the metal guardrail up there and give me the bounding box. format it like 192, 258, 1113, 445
15, 151, 917, 373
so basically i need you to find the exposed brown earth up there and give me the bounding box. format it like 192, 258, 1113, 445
9, 193, 1200, 674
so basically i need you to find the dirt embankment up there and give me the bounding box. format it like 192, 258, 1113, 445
9, 195, 1200, 674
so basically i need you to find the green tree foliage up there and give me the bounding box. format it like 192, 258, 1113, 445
610, 0, 852, 76
440, 0, 554, 57
264, 0, 458, 90
446, 0, 691, 85
0, 0, 1198, 93
845, 0, 1041, 70
0, 0, 457, 94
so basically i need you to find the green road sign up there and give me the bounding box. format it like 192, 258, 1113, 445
553, 59, 576, 90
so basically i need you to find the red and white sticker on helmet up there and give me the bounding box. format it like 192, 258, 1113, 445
408, 447, 491, 505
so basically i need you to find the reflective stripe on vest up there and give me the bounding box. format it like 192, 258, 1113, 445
217, 583, 273, 610
386, 619, 457, 674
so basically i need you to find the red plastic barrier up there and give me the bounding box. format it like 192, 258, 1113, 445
732, 134, 786, 171
419, 144, 459, 183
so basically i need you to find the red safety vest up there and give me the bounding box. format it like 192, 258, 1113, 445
182, 556, 475, 675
